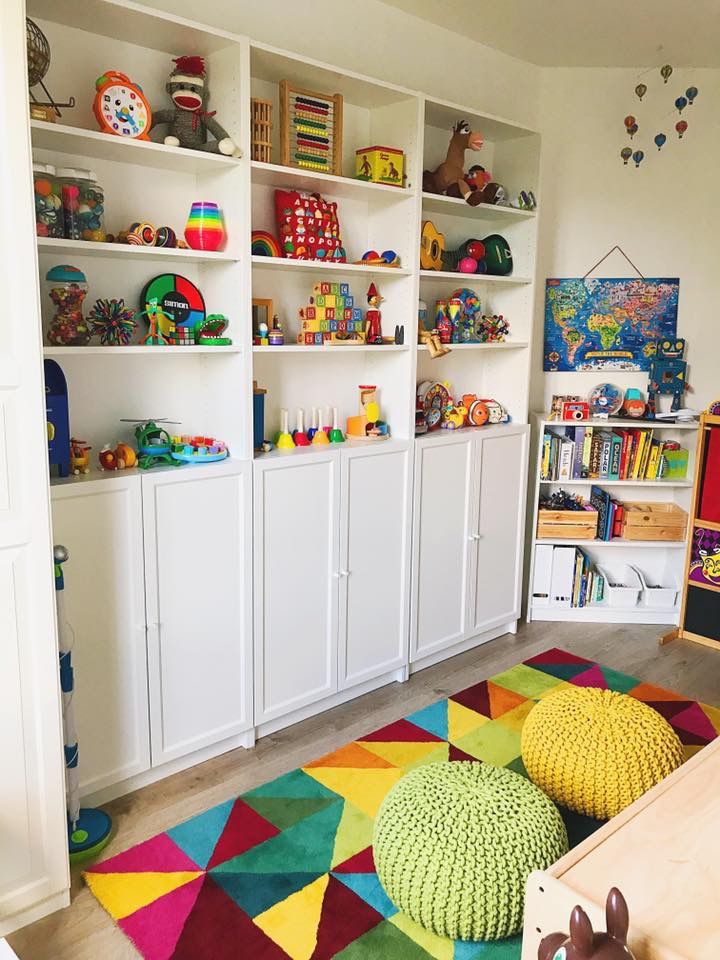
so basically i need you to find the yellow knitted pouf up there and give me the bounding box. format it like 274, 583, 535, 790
521, 686, 684, 820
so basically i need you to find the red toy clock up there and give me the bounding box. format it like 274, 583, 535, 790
93, 71, 152, 140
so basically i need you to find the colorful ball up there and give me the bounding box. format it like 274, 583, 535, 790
466, 240, 485, 260
459, 257, 478, 273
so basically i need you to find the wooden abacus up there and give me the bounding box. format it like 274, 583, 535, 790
279, 80, 343, 175
250, 97, 273, 163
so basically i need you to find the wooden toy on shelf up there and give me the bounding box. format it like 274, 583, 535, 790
647, 337, 689, 415
150, 56, 239, 155
98, 442, 136, 471
346, 384, 389, 443
279, 81, 343, 175
297, 281, 365, 345
70, 438, 91, 475
418, 328, 451, 358
622, 388, 646, 418
365, 282, 384, 344
420, 220, 445, 270
354, 145, 404, 186
253, 299, 273, 345
422, 120, 487, 204
275, 188, 345, 262
44, 359, 70, 477
93, 71, 151, 140
354, 249, 401, 268
253, 381, 267, 451
268, 314, 285, 345
251, 229, 282, 258
251, 98, 273, 162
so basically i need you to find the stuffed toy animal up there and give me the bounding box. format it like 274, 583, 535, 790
151, 56, 239, 156
423, 121, 496, 206
538, 888, 636, 960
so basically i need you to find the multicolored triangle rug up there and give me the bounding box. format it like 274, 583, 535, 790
84, 648, 720, 959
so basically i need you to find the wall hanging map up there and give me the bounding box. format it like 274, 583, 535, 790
543, 277, 679, 372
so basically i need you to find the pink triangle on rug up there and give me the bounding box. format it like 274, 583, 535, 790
525, 648, 592, 666
90, 833, 200, 874
333, 845, 375, 874
671, 702, 718, 741
118, 874, 204, 960
571, 664, 609, 689
358, 718, 443, 743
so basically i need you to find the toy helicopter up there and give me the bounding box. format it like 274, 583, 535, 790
120, 418, 181, 470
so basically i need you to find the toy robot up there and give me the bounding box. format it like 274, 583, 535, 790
647, 338, 688, 415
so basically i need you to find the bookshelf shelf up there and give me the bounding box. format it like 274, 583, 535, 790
538, 478, 693, 488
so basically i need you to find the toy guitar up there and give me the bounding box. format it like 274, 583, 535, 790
420, 220, 445, 271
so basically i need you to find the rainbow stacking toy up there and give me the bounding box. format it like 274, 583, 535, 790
184, 201, 226, 251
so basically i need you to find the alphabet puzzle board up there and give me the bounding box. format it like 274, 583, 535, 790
279, 81, 343, 176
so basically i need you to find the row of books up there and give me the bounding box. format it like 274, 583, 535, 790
532, 543, 605, 609
540, 426, 682, 482
589, 485, 624, 541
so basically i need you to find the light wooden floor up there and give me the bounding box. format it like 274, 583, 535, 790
10, 622, 720, 960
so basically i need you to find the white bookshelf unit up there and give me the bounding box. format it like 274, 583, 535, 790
527, 415, 698, 625
23, 0, 540, 825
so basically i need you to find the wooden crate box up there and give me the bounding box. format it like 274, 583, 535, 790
621, 502, 688, 541
537, 507, 598, 540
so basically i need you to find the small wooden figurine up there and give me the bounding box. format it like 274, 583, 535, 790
538, 888, 636, 960
365, 283, 384, 344
346, 385, 390, 442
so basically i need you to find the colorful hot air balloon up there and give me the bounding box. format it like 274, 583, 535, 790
676, 120, 688, 138
632, 150, 644, 168
624, 115, 636, 128
621, 147, 632, 165
686, 86, 699, 104
635, 83, 647, 101
675, 96, 688, 113
654, 133, 666, 151
628, 123, 639, 138
661, 64, 673, 83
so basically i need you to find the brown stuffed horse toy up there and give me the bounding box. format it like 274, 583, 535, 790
423, 120, 493, 204
538, 888, 636, 960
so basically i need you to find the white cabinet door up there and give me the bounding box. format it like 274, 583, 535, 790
411, 435, 474, 662
0, 0, 69, 931
254, 455, 339, 724
51, 477, 150, 793
143, 462, 253, 765
470, 430, 529, 635
339, 446, 410, 689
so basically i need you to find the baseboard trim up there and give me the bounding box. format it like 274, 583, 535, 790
0, 890, 70, 939
410, 621, 517, 674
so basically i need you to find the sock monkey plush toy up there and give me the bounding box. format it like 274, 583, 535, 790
151, 56, 239, 156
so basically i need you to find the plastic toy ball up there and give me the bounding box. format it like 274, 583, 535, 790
635, 83, 647, 101
675, 96, 688, 114
676, 120, 688, 138
654, 133, 666, 151
632, 150, 644, 168
620, 147, 632, 165
588, 382, 624, 416
459, 257, 478, 273
465, 240, 485, 260
686, 86, 698, 104
661, 63, 673, 83
624, 115, 636, 129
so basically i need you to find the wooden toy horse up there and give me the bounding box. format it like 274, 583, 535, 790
423, 120, 485, 201
538, 888, 636, 960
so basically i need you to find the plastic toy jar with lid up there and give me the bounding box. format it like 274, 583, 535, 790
33, 162, 63, 238
46, 264, 92, 345
58, 167, 106, 241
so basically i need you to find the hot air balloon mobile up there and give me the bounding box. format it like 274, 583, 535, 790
621, 147, 632, 165
686, 86, 699, 104
624, 115, 636, 129
660, 64, 673, 83
632, 150, 644, 168
676, 120, 688, 139
654, 133, 666, 151
675, 96, 688, 114
627, 123, 639, 139
635, 83, 647, 101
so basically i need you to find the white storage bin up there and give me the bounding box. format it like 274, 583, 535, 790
596, 564, 642, 608
632, 566, 679, 609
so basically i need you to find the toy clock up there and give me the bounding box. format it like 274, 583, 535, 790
93, 71, 152, 140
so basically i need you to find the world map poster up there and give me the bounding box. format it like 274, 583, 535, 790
543, 277, 679, 371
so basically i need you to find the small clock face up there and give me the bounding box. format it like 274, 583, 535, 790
99, 84, 149, 138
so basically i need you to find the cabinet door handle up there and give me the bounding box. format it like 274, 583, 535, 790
468, 533, 482, 541
341, 569, 350, 577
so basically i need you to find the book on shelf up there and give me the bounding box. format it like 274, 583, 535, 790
540, 425, 686, 484
532, 542, 605, 609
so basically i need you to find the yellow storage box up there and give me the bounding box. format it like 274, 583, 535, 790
355, 145, 404, 186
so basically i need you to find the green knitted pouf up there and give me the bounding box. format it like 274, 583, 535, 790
373, 761, 568, 941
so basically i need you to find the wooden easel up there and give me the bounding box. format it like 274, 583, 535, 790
662, 411, 720, 649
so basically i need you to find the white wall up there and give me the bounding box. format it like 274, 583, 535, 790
532, 68, 719, 415
143, 0, 541, 128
